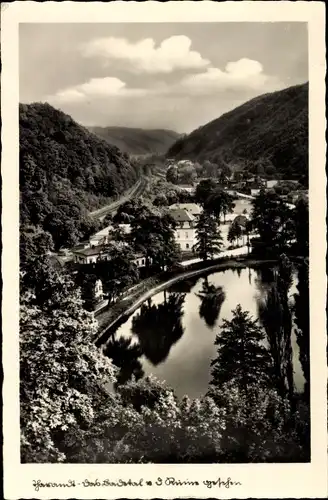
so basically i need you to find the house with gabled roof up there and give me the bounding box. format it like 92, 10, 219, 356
169, 208, 197, 251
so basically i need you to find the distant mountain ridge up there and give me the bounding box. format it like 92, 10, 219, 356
89, 126, 180, 155
167, 83, 308, 180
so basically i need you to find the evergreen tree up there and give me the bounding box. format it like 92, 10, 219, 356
294, 197, 309, 257
294, 259, 310, 401
194, 212, 223, 261
258, 255, 294, 401
210, 305, 272, 391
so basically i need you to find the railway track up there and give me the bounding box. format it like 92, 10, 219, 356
89, 177, 147, 220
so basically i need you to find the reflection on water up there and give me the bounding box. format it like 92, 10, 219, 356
131, 293, 186, 366
105, 264, 306, 399
195, 278, 226, 329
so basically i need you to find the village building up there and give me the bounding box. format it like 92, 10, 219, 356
89, 227, 112, 247
73, 245, 108, 265
266, 179, 279, 189
168, 203, 202, 218
72, 243, 148, 268
89, 223, 131, 247
169, 208, 197, 251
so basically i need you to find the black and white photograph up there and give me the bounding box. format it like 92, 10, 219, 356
2, 2, 327, 498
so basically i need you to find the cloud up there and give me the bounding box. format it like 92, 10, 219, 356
46, 76, 147, 103
46, 58, 283, 108
81, 35, 210, 74
179, 58, 283, 94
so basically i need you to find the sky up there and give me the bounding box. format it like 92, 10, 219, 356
19, 23, 308, 133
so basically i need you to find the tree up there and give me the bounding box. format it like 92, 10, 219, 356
103, 336, 144, 387
194, 212, 223, 261
178, 163, 197, 184
207, 381, 308, 463
294, 259, 310, 402
96, 243, 139, 303
195, 179, 217, 206
166, 165, 179, 184
294, 197, 309, 257
20, 267, 115, 463
131, 293, 186, 365
129, 209, 180, 271
227, 222, 242, 246
210, 305, 272, 392
204, 188, 235, 222
153, 193, 168, 207
258, 255, 294, 401
203, 160, 217, 178
20, 228, 54, 268
78, 273, 100, 312
196, 280, 225, 329
251, 189, 293, 254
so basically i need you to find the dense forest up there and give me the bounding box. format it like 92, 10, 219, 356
89, 126, 180, 155
20, 103, 139, 251
167, 83, 308, 181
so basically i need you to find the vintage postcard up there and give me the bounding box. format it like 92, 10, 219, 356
2, 1, 327, 498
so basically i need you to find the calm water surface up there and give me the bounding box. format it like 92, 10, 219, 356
109, 265, 305, 399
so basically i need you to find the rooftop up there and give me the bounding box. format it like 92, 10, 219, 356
170, 208, 195, 223
73, 245, 108, 257
169, 203, 202, 214
90, 226, 113, 240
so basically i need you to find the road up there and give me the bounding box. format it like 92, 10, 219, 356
89, 177, 148, 221
180, 245, 249, 267
229, 191, 295, 209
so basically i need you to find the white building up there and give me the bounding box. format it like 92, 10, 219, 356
72, 243, 147, 267
169, 208, 197, 251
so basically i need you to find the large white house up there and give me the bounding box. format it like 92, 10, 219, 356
169, 208, 197, 251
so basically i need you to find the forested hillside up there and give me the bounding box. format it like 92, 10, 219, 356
167, 83, 308, 181
90, 126, 180, 155
20, 103, 139, 252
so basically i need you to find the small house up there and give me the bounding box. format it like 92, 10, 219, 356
73, 245, 108, 265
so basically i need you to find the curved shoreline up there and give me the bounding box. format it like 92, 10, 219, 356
94, 254, 276, 347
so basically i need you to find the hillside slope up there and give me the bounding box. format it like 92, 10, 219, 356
20, 102, 139, 251
167, 83, 308, 180
90, 126, 180, 155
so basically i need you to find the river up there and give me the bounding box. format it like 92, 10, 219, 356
105, 263, 305, 399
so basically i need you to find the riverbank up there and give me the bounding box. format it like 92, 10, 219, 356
94, 252, 277, 347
